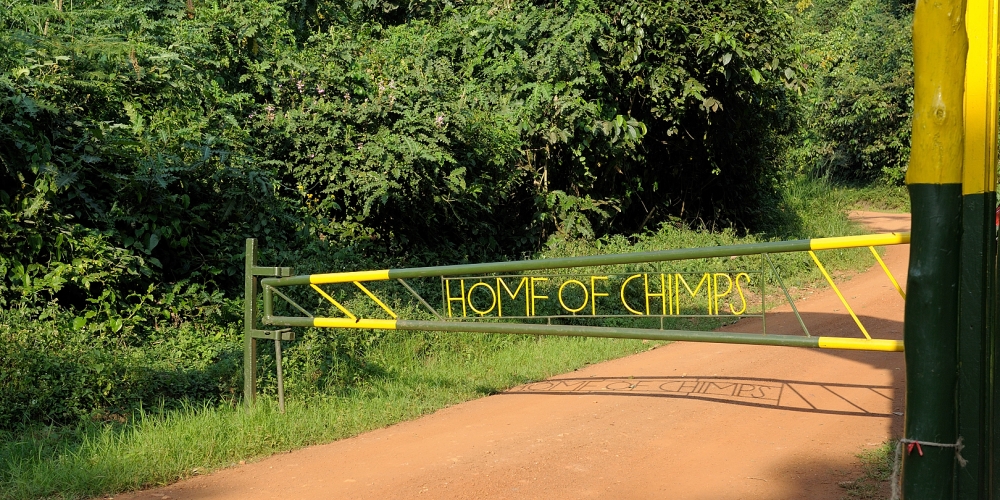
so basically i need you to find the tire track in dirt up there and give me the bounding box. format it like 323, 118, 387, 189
119, 211, 908, 500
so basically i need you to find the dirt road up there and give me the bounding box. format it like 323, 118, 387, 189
119, 211, 909, 500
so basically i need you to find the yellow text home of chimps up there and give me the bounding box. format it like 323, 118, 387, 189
443, 273, 753, 318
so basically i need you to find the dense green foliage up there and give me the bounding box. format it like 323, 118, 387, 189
0, 305, 242, 428
0, 0, 914, 440
269, 0, 798, 248
2, 0, 799, 305
1, 0, 803, 428
789, 0, 914, 183
1, 1, 301, 312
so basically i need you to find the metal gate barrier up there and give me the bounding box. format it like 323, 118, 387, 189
244, 232, 909, 407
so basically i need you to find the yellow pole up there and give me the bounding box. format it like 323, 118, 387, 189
963, 0, 999, 195
907, 2, 968, 188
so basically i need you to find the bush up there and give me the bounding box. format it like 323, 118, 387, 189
0, 307, 242, 429
260, 0, 799, 252
2, 0, 799, 307
0, 0, 802, 430
0, 0, 304, 310
789, 0, 913, 184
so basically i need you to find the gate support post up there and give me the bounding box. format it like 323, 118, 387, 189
957, 0, 999, 496
244, 238, 259, 407
243, 240, 295, 407
902, 0, 968, 496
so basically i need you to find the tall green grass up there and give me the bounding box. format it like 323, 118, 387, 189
0, 178, 910, 500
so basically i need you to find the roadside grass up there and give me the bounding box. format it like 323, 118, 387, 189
0, 335, 660, 499
775, 177, 910, 237
0, 177, 909, 500
840, 440, 896, 499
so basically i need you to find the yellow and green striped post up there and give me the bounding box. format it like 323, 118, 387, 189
957, 0, 999, 496
901, 0, 968, 495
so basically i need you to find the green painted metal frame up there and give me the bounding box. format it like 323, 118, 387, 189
243, 239, 295, 410
765, 253, 810, 337
245, 235, 908, 407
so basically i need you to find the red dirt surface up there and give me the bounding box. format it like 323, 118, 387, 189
117, 211, 909, 500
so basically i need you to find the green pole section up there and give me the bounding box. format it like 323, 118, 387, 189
263, 234, 911, 288
993, 237, 1000, 499
903, 185, 964, 498
958, 191, 997, 499
243, 239, 258, 407
388, 240, 814, 280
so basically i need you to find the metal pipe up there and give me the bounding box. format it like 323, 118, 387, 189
868, 246, 906, 299
263, 234, 910, 287
261, 315, 903, 352
268, 286, 314, 318
809, 251, 871, 340
765, 253, 810, 337
243, 239, 259, 407
274, 337, 285, 414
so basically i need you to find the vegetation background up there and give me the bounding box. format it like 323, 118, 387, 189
0, 0, 913, 496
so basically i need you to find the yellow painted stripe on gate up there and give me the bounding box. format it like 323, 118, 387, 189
818, 337, 904, 352
809, 251, 872, 340
869, 246, 906, 299
311, 284, 358, 320
312, 317, 398, 329
808, 233, 910, 251
309, 270, 390, 284
353, 281, 398, 319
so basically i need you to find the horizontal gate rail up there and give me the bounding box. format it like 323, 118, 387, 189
260, 233, 909, 286
261, 317, 902, 352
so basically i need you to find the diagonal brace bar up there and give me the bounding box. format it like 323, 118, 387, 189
808, 251, 871, 340
765, 253, 811, 337
868, 246, 906, 299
